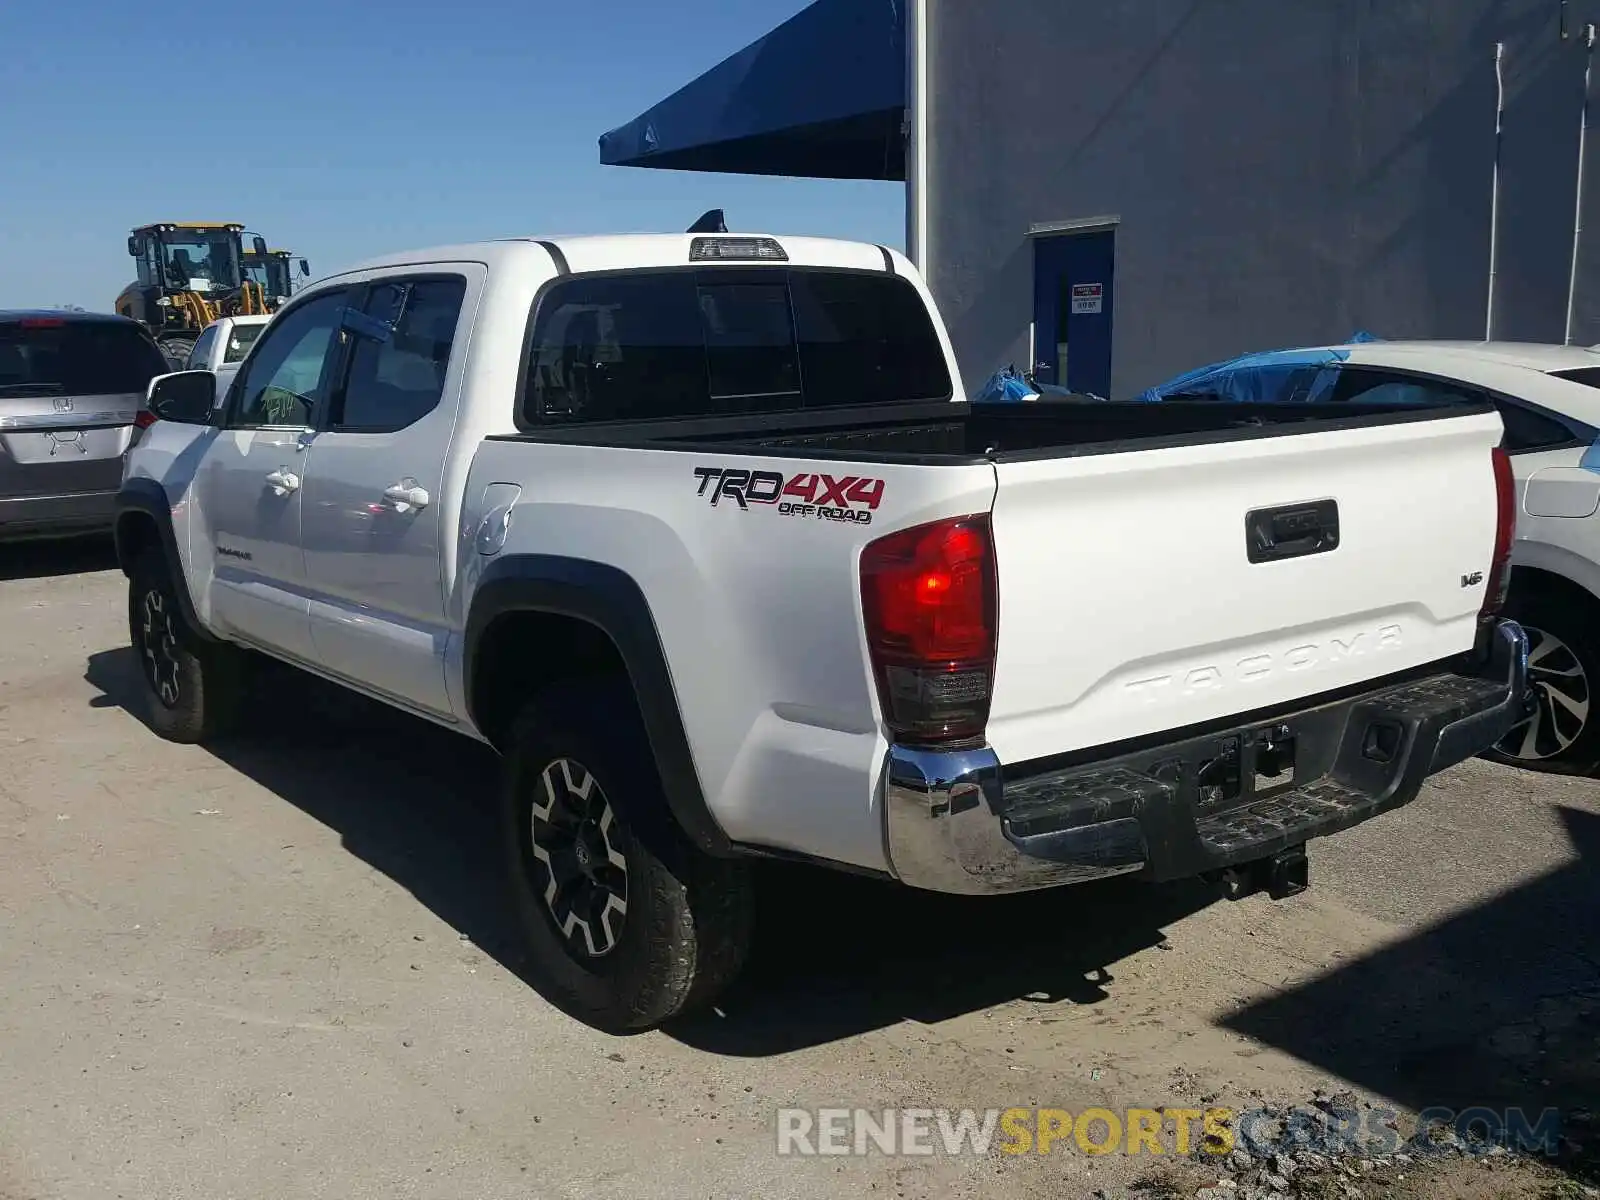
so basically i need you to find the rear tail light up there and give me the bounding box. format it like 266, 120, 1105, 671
860, 514, 997, 746
133, 411, 157, 430
1481, 446, 1516, 620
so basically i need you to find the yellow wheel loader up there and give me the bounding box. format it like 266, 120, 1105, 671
115, 223, 272, 367
242, 245, 311, 310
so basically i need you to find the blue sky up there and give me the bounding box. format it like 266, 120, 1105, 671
0, 0, 902, 310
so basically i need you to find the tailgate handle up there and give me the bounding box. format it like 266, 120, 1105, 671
1246, 499, 1339, 563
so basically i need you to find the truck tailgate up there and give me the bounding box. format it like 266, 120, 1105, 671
984, 410, 1505, 764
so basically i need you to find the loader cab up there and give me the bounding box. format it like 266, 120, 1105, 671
243, 248, 309, 309
128, 223, 245, 296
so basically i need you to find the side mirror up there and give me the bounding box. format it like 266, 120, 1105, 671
252, 235, 268, 257
299, 259, 310, 276
340, 305, 393, 342
145, 371, 216, 425
127, 235, 142, 257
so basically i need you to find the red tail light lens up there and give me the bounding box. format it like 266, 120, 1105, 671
860, 514, 997, 745
133, 411, 157, 430
1482, 447, 1516, 620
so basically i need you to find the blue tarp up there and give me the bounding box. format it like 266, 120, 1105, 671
598, 0, 906, 180
1134, 333, 1384, 403
974, 366, 1039, 404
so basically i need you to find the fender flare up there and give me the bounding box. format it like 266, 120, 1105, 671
113, 478, 217, 643
464, 554, 732, 856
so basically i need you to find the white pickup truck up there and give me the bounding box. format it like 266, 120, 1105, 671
179, 314, 271, 403
117, 232, 1530, 1031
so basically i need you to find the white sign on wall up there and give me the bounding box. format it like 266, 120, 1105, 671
1070, 283, 1103, 314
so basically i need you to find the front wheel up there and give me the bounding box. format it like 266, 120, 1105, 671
1487, 588, 1600, 774
499, 683, 753, 1032
126, 549, 244, 743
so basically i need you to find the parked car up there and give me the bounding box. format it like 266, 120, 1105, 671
0, 310, 170, 542
183, 314, 270, 404
1137, 338, 1600, 773
117, 234, 1527, 1031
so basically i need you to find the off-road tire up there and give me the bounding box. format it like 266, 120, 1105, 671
1487, 587, 1600, 774
126, 548, 244, 743
499, 681, 754, 1032
158, 336, 196, 371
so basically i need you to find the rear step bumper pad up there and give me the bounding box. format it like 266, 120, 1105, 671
883, 619, 1531, 895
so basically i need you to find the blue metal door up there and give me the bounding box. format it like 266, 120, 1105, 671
1032, 230, 1115, 398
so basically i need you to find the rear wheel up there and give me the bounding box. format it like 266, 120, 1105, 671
1489, 587, 1600, 774
126, 549, 244, 743
499, 681, 753, 1032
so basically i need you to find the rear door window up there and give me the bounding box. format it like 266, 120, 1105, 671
0, 318, 168, 397
333, 276, 466, 432
1321, 368, 1481, 406
523, 268, 952, 425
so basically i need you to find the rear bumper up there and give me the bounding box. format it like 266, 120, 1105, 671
0, 490, 118, 541
882, 619, 1532, 895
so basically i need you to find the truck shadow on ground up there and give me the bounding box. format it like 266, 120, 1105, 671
0, 535, 117, 581
85, 645, 1217, 1053
1224, 803, 1600, 1160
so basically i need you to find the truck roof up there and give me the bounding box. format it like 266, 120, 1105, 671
336, 233, 905, 280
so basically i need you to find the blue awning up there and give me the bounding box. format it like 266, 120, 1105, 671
599, 0, 906, 181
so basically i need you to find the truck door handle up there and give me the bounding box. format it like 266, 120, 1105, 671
1246, 499, 1339, 563
264, 468, 300, 495
382, 480, 430, 511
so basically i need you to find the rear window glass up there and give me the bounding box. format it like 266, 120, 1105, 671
224, 322, 264, 364
0, 319, 169, 396
524, 268, 952, 424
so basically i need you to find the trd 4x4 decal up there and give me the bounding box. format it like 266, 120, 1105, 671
693, 467, 885, 526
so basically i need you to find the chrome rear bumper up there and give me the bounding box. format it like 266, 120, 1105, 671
883, 620, 1531, 896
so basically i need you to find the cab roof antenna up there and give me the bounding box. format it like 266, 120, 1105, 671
687, 209, 727, 234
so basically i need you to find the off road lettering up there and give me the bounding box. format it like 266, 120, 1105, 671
694, 465, 886, 525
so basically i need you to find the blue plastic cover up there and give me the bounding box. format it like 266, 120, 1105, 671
598, 0, 906, 180
975, 365, 1039, 404
1134, 333, 1382, 403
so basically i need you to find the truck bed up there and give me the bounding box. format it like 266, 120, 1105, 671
479, 389, 1506, 794
498, 397, 1492, 463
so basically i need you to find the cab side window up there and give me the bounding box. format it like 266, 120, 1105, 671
228, 290, 347, 429
333, 277, 466, 433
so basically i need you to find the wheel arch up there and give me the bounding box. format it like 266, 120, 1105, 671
1508, 560, 1600, 614
464, 554, 732, 857
113, 479, 216, 643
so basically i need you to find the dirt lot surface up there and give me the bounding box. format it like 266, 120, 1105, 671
1, 539, 1596, 1199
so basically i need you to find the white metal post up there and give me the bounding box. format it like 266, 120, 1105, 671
1486, 42, 1504, 341
905, 0, 930, 273
1566, 23, 1596, 345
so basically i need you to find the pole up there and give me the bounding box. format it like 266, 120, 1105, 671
905, 0, 930, 273
1566, 23, 1595, 345
1487, 42, 1505, 341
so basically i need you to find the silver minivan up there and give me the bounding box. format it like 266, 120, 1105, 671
0, 311, 170, 541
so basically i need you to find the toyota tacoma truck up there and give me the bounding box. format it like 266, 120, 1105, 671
115, 231, 1530, 1032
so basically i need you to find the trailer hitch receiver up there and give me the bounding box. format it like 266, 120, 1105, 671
1213, 844, 1309, 901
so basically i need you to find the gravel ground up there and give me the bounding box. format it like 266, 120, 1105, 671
0, 537, 1596, 1199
